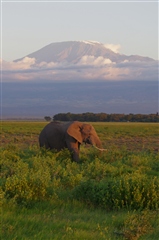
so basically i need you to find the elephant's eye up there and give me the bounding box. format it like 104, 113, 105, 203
87, 136, 91, 142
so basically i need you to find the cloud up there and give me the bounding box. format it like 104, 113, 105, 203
1, 56, 158, 82
1, 57, 36, 70
104, 44, 121, 53
1, 57, 59, 81
77, 55, 113, 66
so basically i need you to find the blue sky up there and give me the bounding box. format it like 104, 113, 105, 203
1, 1, 158, 61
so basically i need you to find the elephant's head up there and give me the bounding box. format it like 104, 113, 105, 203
66, 121, 102, 148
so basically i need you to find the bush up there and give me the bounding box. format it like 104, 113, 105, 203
1, 140, 159, 210
3, 155, 51, 205
73, 173, 159, 210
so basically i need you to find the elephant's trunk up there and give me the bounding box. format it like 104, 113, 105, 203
91, 136, 102, 149
96, 138, 102, 148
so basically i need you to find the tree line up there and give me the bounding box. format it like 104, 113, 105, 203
44, 112, 159, 122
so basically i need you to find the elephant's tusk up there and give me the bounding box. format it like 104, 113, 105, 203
92, 145, 107, 152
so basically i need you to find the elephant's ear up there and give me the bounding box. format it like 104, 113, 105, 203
67, 121, 83, 143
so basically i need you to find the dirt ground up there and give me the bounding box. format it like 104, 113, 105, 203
1, 132, 158, 153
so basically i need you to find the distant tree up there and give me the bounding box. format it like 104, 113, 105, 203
53, 112, 159, 122
44, 116, 52, 122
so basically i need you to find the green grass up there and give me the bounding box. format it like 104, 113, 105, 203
1, 121, 159, 240
2, 201, 159, 240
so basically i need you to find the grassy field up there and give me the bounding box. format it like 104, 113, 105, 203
1, 121, 159, 240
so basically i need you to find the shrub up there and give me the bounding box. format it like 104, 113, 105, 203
73, 173, 159, 210
4, 156, 51, 205
81, 158, 118, 181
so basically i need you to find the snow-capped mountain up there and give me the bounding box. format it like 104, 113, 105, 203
15, 40, 155, 64
12, 40, 157, 82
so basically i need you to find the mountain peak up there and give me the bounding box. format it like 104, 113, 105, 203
79, 40, 101, 45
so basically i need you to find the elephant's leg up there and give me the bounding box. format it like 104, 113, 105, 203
39, 137, 50, 149
66, 137, 80, 162
71, 149, 79, 162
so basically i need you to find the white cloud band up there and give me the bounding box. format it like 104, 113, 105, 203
1, 55, 158, 82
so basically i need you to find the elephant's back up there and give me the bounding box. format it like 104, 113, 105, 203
42, 122, 63, 136
39, 122, 66, 150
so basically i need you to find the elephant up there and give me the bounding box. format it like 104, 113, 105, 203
39, 121, 102, 162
